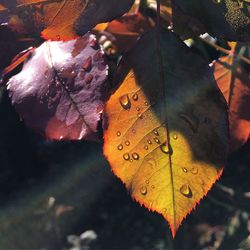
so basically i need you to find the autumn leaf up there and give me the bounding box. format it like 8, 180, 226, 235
7, 33, 109, 140
214, 45, 250, 151
0, 4, 6, 11
172, 0, 250, 41
103, 28, 228, 237
104, 13, 155, 53
2, 0, 134, 40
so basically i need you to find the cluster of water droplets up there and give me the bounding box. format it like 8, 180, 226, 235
117, 92, 206, 200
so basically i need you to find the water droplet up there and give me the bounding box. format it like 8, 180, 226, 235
162, 208, 167, 213
123, 153, 130, 161
144, 145, 149, 150
117, 144, 123, 151
86, 74, 93, 84
191, 167, 198, 175
119, 94, 131, 110
132, 153, 140, 160
147, 139, 152, 145
125, 140, 130, 146
180, 184, 192, 197
154, 137, 160, 144
173, 134, 178, 140
182, 167, 188, 173
145, 101, 149, 106
146, 180, 149, 184
82, 56, 92, 71
136, 107, 140, 111
151, 185, 155, 189
132, 93, 138, 101
137, 113, 143, 119
140, 186, 147, 195
160, 144, 169, 154
132, 129, 136, 134
116, 131, 121, 137
153, 129, 159, 136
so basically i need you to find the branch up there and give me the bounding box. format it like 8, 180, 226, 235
209, 183, 250, 211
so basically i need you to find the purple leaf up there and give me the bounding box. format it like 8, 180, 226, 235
7, 33, 109, 141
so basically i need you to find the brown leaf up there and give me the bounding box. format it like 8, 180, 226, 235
214, 46, 250, 151
3, 0, 134, 40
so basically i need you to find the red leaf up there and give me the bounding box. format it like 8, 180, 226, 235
214, 48, 250, 151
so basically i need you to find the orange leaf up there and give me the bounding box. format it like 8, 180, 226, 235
214, 45, 250, 151
0, 4, 6, 12
6, 0, 134, 40
103, 29, 228, 237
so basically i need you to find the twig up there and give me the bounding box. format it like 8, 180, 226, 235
199, 36, 250, 65
209, 183, 250, 211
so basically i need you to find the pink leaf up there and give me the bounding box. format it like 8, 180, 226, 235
7, 33, 109, 141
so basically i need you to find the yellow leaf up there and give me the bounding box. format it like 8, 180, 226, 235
103, 29, 228, 237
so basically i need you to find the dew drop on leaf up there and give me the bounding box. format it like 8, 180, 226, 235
116, 131, 121, 137
191, 167, 198, 175
132, 129, 136, 134
117, 144, 123, 151
86, 74, 93, 84
162, 208, 167, 213
173, 134, 178, 140
140, 186, 147, 195
147, 139, 152, 145
154, 137, 160, 144
132, 152, 140, 160
123, 153, 130, 161
160, 144, 170, 154
180, 184, 192, 198
144, 145, 149, 150
125, 140, 130, 146
132, 93, 138, 101
119, 94, 131, 110
182, 167, 188, 173
82, 56, 92, 71
153, 129, 159, 136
